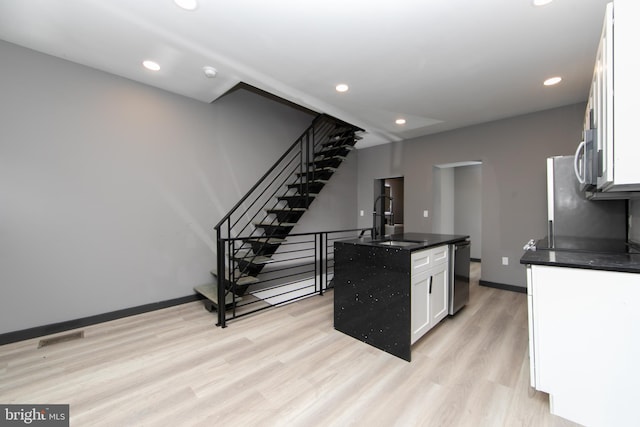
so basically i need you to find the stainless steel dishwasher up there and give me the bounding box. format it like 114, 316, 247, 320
449, 239, 470, 315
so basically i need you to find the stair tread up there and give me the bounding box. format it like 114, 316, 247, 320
289, 179, 329, 184
210, 269, 260, 284
297, 167, 337, 174
286, 185, 326, 192
316, 149, 354, 157
234, 255, 272, 264
313, 155, 347, 160
267, 207, 307, 212
254, 221, 297, 227
279, 194, 318, 198
234, 249, 254, 258
328, 130, 361, 137
323, 135, 362, 144
311, 158, 344, 164
244, 237, 285, 244
236, 275, 260, 285
194, 282, 241, 305
318, 145, 355, 152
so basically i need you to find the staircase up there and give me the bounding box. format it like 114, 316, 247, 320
213, 114, 365, 326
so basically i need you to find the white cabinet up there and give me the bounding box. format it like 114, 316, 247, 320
429, 265, 449, 324
526, 264, 640, 426
591, 1, 640, 192
410, 245, 448, 344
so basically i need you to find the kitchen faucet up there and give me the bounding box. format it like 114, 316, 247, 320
372, 195, 393, 239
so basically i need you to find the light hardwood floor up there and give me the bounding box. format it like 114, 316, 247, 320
0, 263, 580, 426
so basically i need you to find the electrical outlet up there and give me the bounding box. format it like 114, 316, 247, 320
502, 257, 509, 266
423, 210, 429, 218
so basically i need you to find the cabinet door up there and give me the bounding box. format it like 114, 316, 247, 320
611, 0, 640, 189
430, 263, 449, 325
411, 270, 431, 344
596, 1, 640, 191
597, 3, 614, 190
530, 265, 640, 426
526, 265, 538, 389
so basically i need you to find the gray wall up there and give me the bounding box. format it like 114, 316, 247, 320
357, 104, 585, 288
455, 165, 482, 260
0, 40, 361, 334
433, 167, 455, 234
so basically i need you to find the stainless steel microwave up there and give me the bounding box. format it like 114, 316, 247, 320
574, 127, 598, 191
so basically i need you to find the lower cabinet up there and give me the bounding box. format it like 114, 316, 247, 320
526, 264, 640, 426
411, 246, 448, 344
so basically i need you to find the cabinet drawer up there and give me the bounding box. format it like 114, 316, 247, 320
411, 245, 448, 275
430, 245, 449, 267
411, 249, 432, 274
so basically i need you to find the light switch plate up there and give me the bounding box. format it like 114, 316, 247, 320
502, 257, 509, 266
360, 210, 364, 217
423, 210, 429, 218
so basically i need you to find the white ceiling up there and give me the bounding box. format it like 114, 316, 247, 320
0, 0, 611, 148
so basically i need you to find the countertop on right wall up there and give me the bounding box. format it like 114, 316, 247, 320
520, 236, 640, 273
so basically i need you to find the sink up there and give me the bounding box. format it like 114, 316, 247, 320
374, 240, 421, 247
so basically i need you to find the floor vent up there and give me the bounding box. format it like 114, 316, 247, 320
38, 331, 84, 348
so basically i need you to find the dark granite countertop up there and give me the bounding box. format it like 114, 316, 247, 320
533, 235, 639, 254
337, 232, 469, 251
520, 236, 640, 273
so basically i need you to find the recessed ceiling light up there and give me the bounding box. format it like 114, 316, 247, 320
174, 0, 198, 10
335, 84, 349, 93
533, 0, 553, 6
395, 119, 407, 125
202, 66, 217, 78
142, 60, 161, 71
543, 76, 562, 86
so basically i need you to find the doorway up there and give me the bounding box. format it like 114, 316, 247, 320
373, 177, 404, 237
433, 162, 482, 261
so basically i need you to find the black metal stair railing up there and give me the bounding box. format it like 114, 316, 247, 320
215, 228, 372, 326
213, 114, 364, 327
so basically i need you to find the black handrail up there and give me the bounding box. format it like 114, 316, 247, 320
218, 227, 373, 242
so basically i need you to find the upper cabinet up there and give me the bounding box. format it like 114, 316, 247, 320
588, 1, 640, 194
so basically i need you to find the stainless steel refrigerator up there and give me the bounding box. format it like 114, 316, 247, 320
546, 156, 627, 245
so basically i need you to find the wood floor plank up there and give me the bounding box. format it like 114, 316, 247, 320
0, 263, 582, 426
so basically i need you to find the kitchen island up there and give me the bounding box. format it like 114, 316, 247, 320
520, 238, 640, 426
333, 232, 468, 361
